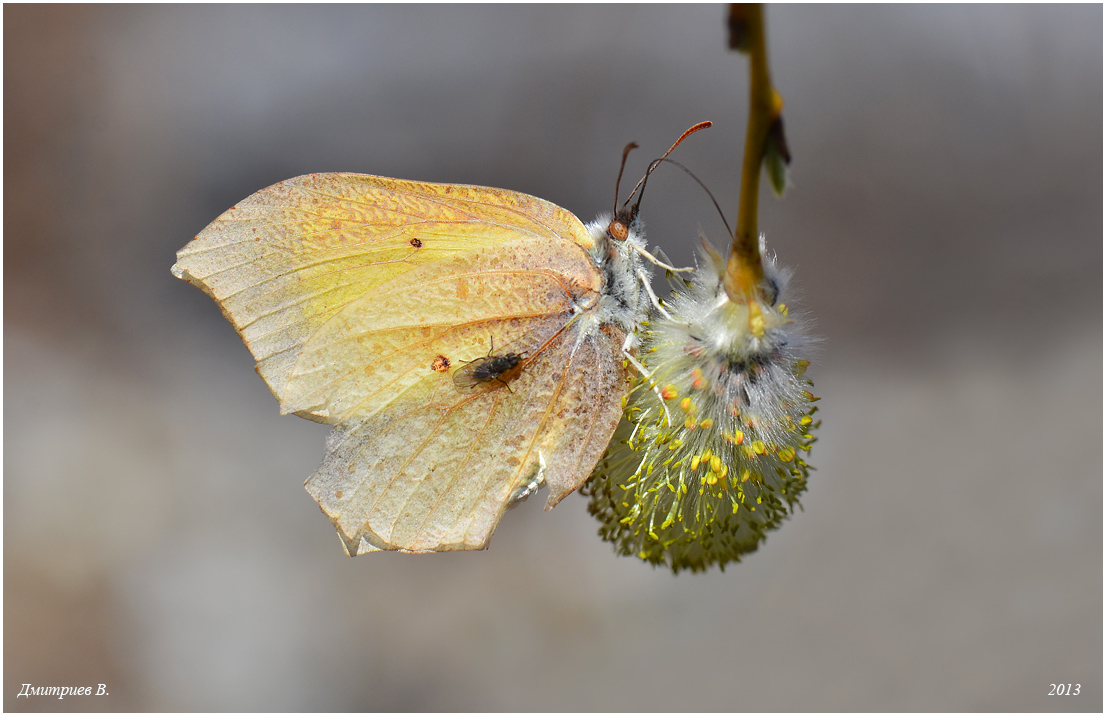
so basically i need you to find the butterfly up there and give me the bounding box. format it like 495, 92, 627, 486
171, 124, 708, 556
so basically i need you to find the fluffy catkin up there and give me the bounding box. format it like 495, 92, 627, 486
584, 240, 819, 572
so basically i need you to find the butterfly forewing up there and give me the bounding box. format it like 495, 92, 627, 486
173, 173, 598, 417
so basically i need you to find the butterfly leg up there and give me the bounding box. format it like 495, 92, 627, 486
637, 267, 674, 321
508, 450, 546, 507
620, 332, 673, 428
631, 244, 694, 274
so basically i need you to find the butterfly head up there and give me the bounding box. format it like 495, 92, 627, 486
606, 215, 631, 243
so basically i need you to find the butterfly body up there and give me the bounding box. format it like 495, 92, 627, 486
173, 173, 651, 555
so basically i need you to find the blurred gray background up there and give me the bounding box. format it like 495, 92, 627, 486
5, 4, 1101, 712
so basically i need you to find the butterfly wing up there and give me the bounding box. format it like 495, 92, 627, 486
308, 320, 629, 554
173, 173, 630, 553
172, 173, 599, 421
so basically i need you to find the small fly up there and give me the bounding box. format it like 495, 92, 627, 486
452, 344, 526, 392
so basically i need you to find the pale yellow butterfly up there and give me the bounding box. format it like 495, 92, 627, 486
171, 125, 707, 556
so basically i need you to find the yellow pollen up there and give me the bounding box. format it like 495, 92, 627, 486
800, 416, 813, 426
690, 455, 701, 470
748, 301, 766, 338
733, 429, 744, 444
710, 455, 722, 473
680, 397, 693, 412
700, 418, 714, 429
752, 440, 767, 455
661, 385, 678, 400
684, 415, 698, 430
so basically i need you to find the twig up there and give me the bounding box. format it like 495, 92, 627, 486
723, 3, 784, 303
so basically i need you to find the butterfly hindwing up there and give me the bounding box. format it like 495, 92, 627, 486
305, 318, 630, 554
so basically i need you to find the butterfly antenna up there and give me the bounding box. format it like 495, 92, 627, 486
623, 120, 713, 219
613, 142, 639, 218
653, 157, 734, 237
